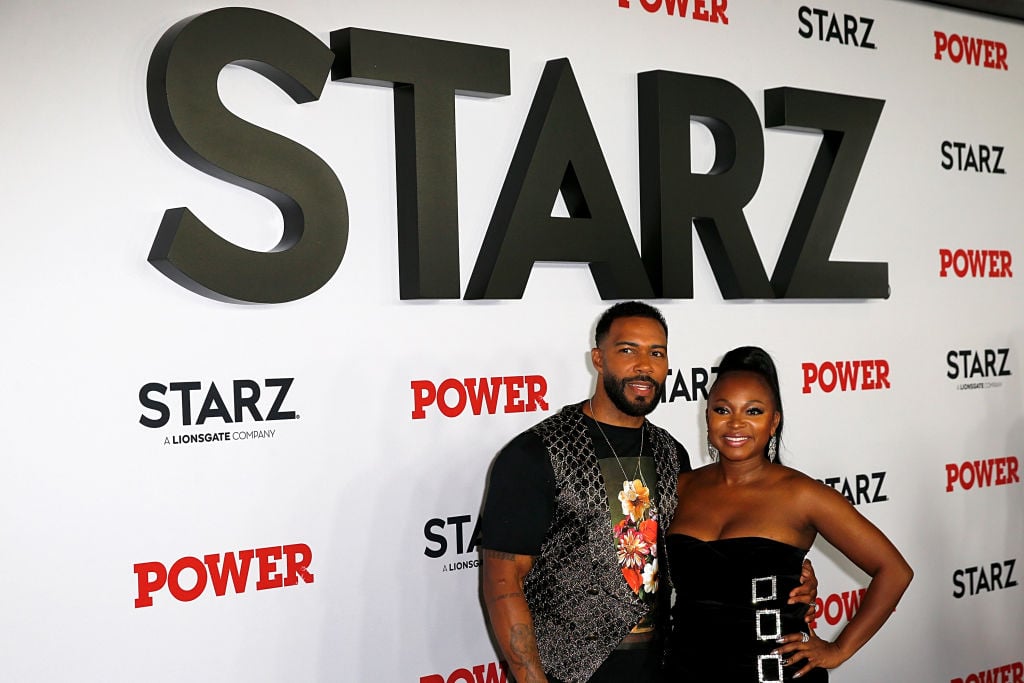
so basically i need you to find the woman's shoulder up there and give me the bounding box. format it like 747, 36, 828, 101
773, 465, 849, 505
679, 463, 716, 480
774, 464, 816, 484
676, 463, 715, 491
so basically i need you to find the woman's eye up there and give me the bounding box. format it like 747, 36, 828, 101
747, 408, 763, 415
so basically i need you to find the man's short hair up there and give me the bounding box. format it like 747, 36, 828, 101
594, 301, 668, 347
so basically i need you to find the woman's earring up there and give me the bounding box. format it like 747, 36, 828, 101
767, 435, 778, 463
708, 444, 720, 461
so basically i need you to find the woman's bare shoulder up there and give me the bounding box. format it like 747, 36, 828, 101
679, 463, 716, 481
775, 465, 849, 506
677, 463, 716, 491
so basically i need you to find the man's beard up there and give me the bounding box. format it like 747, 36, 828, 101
603, 373, 665, 417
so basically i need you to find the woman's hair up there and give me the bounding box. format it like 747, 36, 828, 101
712, 346, 784, 463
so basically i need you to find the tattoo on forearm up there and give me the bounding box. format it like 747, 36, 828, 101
491, 591, 524, 603
484, 549, 518, 561
508, 624, 544, 683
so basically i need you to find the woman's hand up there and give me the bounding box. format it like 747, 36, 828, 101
773, 627, 848, 678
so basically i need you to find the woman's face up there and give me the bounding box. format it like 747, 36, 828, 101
706, 371, 781, 463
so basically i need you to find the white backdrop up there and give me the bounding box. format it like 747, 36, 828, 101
1, 1, 1022, 681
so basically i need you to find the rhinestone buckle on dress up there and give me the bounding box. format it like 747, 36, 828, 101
757, 653, 784, 683
751, 575, 777, 603
755, 608, 782, 641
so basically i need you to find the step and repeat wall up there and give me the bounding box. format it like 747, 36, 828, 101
1, 0, 1021, 681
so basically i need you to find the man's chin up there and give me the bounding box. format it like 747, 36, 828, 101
604, 380, 664, 417
622, 397, 658, 417
637, 403, 659, 416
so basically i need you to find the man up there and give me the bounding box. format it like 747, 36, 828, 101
480, 301, 815, 683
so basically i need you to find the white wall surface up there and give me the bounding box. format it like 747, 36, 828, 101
1, 1, 1021, 681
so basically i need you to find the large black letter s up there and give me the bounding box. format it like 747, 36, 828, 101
147, 8, 346, 303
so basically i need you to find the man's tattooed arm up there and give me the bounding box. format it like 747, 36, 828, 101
507, 624, 545, 683
481, 549, 546, 683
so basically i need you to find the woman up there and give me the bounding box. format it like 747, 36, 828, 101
663, 346, 912, 681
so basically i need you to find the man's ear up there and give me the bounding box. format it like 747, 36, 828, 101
591, 347, 603, 374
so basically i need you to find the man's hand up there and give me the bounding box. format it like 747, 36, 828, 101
788, 558, 819, 623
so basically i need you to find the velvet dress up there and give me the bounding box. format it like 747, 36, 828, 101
663, 534, 828, 682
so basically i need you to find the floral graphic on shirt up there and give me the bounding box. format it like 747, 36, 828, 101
642, 558, 659, 594
617, 526, 650, 569
614, 479, 658, 600
618, 478, 651, 521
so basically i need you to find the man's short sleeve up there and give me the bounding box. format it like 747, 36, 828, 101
480, 430, 555, 556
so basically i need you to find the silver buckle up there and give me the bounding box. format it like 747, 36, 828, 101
751, 575, 777, 603
755, 608, 782, 641
757, 653, 784, 683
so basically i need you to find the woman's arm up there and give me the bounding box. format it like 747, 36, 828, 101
774, 482, 913, 678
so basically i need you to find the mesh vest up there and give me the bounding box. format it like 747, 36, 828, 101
523, 402, 681, 683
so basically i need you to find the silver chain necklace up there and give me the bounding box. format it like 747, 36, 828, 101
588, 399, 647, 488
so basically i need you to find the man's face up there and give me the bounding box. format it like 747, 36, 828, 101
593, 316, 668, 418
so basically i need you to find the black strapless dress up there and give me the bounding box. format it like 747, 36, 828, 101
664, 534, 828, 682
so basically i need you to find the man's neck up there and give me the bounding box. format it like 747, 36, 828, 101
585, 394, 645, 428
